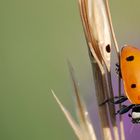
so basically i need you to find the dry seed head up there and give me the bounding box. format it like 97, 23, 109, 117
79, 0, 111, 71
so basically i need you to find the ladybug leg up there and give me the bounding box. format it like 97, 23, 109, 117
99, 96, 127, 106
116, 104, 134, 115
111, 96, 128, 104
115, 63, 122, 78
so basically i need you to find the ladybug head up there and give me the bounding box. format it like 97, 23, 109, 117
130, 106, 140, 124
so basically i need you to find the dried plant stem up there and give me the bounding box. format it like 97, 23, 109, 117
68, 62, 98, 140
107, 71, 119, 140
90, 39, 119, 140
68, 61, 90, 130
51, 90, 82, 140
77, 0, 126, 139
104, 1, 125, 140
79, 0, 119, 139
89, 52, 112, 140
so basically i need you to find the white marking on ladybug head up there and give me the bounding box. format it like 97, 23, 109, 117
132, 112, 140, 119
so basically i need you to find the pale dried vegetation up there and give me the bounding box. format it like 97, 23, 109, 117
52, 0, 125, 140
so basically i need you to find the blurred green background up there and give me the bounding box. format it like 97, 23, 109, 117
1, 0, 140, 140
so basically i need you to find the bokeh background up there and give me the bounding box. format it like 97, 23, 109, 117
1, 0, 140, 140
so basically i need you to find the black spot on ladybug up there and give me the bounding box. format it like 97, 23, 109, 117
126, 56, 134, 61
106, 44, 111, 53
131, 84, 136, 88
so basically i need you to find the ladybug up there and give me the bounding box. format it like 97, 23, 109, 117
121, 45, 140, 104
105, 45, 140, 123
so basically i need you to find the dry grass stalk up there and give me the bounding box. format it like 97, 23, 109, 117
78, 0, 120, 140
52, 91, 97, 140
51, 62, 98, 140
51, 90, 82, 139
68, 62, 97, 140
104, 0, 125, 140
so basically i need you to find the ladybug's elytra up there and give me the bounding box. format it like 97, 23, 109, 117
121, 45, 140, 104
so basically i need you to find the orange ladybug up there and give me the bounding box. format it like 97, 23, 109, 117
121, 45, 140, 104
112, 45, 140, 123
103, 45, 140, 123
